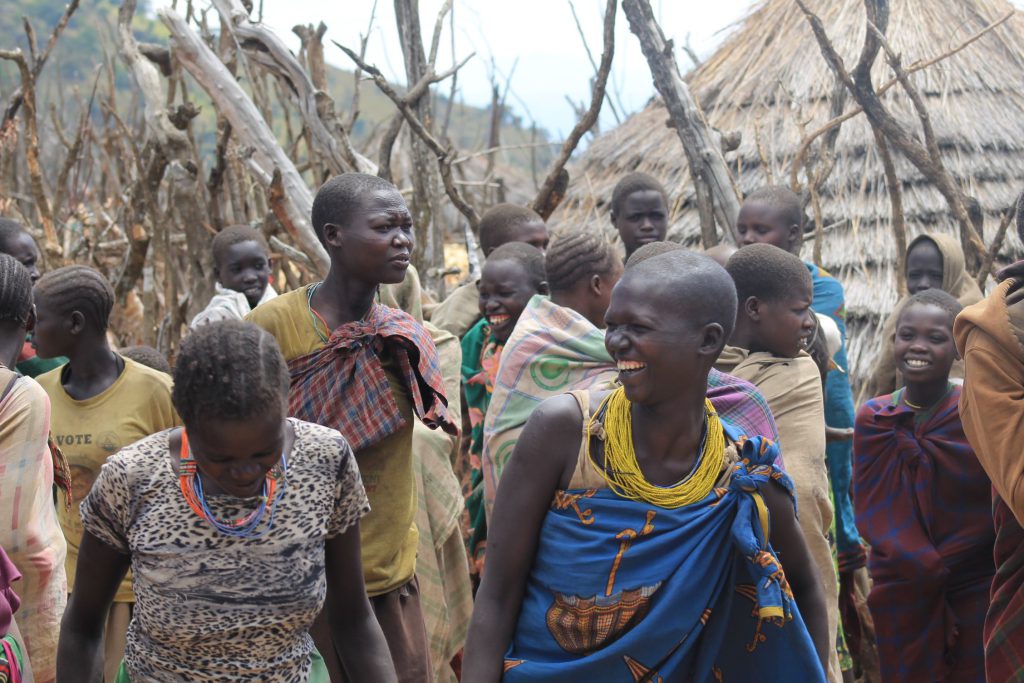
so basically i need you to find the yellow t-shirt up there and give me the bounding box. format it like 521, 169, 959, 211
247, 287, 418, 596
37, 357, 179, 602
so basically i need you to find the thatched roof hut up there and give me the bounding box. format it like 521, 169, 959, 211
551, 0, 1024, 385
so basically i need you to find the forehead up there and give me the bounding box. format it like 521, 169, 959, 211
356, 189, 410, 218
508, 219, 548, 241
609, 270, 691, 323
481, 258, 531, 284
621, 190, 667, 213
220, 239, 268, 264
2, 231, 39, 257
907, 239, 942, 265
737, 200, 792, 228
897, 302, 953, 330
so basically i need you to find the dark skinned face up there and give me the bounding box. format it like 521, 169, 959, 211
604, 272, 721, 406
2, 232, 41, 283
216, 240, 271, 309
478, 259, 540, 343
736, 200, 799, 253
893, 302, 957, 385
612, 191, 668, 256
746, 283, 816, 359
186, 411, 287, 498
31, 291, 72, 360
905, 240, 944, 295
324, 189, 415, 285
505, 220, 550, 255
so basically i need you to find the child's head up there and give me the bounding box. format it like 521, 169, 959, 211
120, 345, 172, 374
893, 288, 963, 386
311, 173, 414, 286
727, 243, 815, 358
904, 235, 945, 295
172, 320, 290, 497
736, 186, 804, 255
0, 253, 35, 346
33, 266, 114, 360
478, 243, 548, 343
605, 250, 735, 405
478, 204, 549, 256
212, 225, 272, 309
0, 218, 41, 283
624, 240, 685, 268
544, 229, 623, 329
609, 173, 669, 258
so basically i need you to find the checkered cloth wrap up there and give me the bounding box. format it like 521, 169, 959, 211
287, 303, 456, 451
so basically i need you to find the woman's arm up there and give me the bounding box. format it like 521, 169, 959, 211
462, 395, 582, 683
56, 531, 130, 683
762, 482, 829, 672
324, 523, 397, 683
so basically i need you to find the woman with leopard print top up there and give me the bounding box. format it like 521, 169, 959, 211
57, 321, 398, 682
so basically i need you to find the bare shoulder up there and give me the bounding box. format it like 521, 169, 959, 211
513, 393, 590, 489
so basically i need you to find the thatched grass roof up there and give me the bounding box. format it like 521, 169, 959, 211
551, 0, 1024, 383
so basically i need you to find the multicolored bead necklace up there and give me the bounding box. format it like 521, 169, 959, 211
178, 431, 286, 538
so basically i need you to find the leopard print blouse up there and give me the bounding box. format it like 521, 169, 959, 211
80, 418, 369, 682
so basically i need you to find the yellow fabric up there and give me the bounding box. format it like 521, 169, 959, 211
247, 289, 418, 596
37, 357, 178, 603
865, 233, 984, 400
428, 281, 480, 338
715, 346, 841, 683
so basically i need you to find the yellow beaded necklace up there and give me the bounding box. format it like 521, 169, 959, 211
587, 387, 725, 508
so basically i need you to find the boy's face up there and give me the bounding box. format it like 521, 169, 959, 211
216, 240, 271, 309
894, 302, 956, 384
905, 240, 944, 295
1, 232, 41, 283
736, 201, 798, 253
612, 190, 668, 256
507, 219, 550, 254
478, 259, 538, 343
324, 189, 414, 286
750, 284, 815, 359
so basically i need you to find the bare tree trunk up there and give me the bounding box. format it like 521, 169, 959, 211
394, 0, 446, 296
160, 7, 329, 273
622, 0, 741, 243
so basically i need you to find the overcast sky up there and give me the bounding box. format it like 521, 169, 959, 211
152, 0, 1024, 138
152, 0, 755, 137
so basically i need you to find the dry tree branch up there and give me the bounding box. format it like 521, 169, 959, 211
789, 9, 1012, 187
3, 0, 80, 126
0, 48, 59, 257
623, 0, 742, 244
977, 202, 1017, 287
569, 0, 622, 125
347, 0, 378, 134
334, 41, 481, 229
213, 0, 376, 175
160, 6, 329, 272
796, 0, 987, 273
872, 128, 907, 297
532, 0, 616, 220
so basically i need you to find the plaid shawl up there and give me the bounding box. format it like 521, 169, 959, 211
481, 296, 618, 520
986, 494, 1024, 682
854, 386, 994, 682
287, 303, 456, 452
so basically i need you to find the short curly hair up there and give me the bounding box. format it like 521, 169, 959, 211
485, 242, 547, 288
478, 204, 545, 255
311, 173, 401, 246
726, 243, 812, 304
610, 173, 668, 217
897, 288, 963, 329
34, 265, 114, 332
172, 320, 290, 426
211, 225, 269, 269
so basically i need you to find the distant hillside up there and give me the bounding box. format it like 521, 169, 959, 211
0, 0, 554, 178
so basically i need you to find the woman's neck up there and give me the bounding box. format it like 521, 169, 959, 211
903, 376, 950, 410
64, 339, 122, 401
630, 388, 707, 465
312, 268, 379, 329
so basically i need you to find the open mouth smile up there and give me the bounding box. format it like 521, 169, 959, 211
488, 314, 511, 326
903, 358, 931, 369
617, 360, 647, 373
